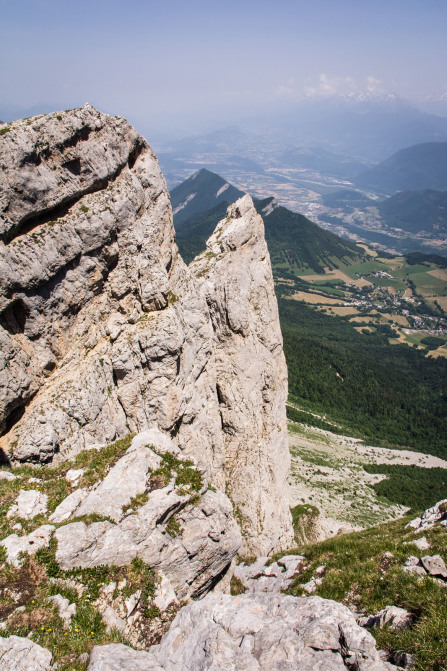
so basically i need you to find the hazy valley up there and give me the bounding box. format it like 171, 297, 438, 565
159, 107, 447, 258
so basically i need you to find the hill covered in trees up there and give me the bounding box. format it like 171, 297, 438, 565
280, 297, 447, 458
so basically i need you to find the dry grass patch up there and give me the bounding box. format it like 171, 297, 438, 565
434, 296, 447, 311
428, 268, 447, 282
327, 306, 359, 316
381, 313, 410, 326
427, 347, 447, 359
357, 244, 378, 257
290, 291, 344, 305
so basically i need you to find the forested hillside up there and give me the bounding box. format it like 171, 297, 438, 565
377, 189, 447, 235
259, 198, 363, 274
280, 297, 447, 457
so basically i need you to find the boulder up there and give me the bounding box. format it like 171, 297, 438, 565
0, 635, 53, 670
0, 471, 16, 481
402, 556, 427, 576
65, 468, 84, 483
409, 536, 430, 551
420, 554, 447, 579
358, 606, 414, 631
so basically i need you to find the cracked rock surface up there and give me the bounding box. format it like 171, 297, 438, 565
234, 554, 305, 593
88, 593, 392, 670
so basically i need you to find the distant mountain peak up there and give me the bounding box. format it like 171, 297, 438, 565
170, 168, 244, 227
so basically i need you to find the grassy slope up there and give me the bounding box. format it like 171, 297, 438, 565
259, 200, 364, 275
274, 515, 447, 671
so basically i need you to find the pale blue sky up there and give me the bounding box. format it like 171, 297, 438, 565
1, 0, 447, 134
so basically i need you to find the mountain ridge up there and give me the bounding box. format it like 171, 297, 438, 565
355, 142, 447, 193
171, 168, 365, 271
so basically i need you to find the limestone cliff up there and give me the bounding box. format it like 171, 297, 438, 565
0, 105, 292, 554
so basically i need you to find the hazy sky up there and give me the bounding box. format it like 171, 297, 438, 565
2, 0, 447, 135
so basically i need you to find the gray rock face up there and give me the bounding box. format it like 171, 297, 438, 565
191, 195, 293, 554
0, 106, 292, 554
234, 554, 305, 593
49, 487, 88, 523
87, 644, 160, 671
74, 444, 161, 522
88, 593, 392, 671
0, 635, 53, 670
54, 434, 241, 600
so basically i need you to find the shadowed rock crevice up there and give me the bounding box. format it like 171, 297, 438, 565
1, 404, 27, 438
191, 559, 233, 599
0, 298, 28, 334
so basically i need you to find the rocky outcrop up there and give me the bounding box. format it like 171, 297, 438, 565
0, 106, 292, 554
358, 606, 414, 632
190, 196, 292, 553
406, 499, 447, 531
88, 593, 393, 670
1, 430, 241, 601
